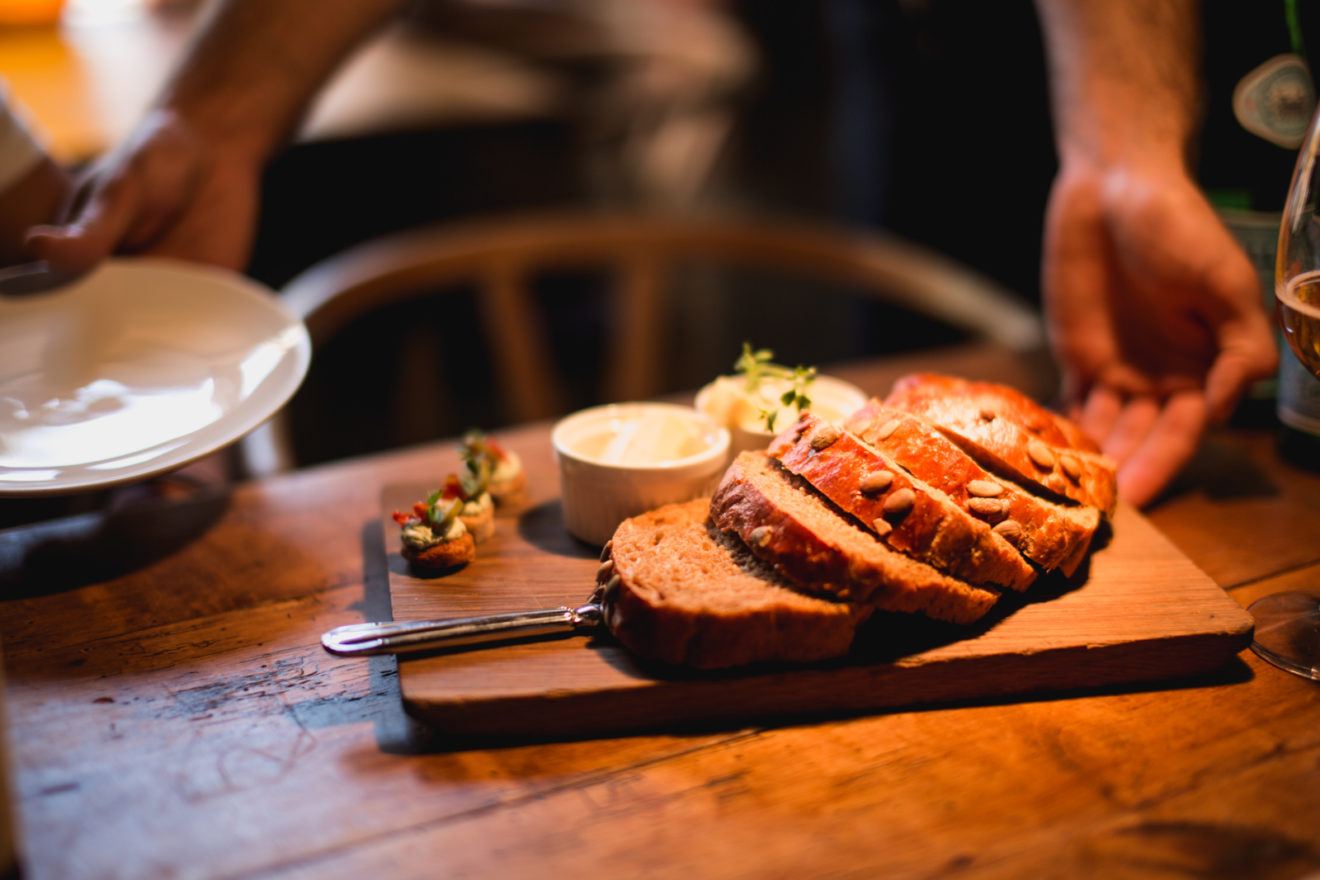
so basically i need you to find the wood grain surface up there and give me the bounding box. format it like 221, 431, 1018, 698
1, 345, 1316, 880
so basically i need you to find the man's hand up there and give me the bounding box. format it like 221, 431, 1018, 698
25, 110, 261, 273
23, 0, 409, 274
1041, 160, 1277, 506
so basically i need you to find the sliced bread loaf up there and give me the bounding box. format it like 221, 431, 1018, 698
885, 376, 1118, 516
767, 414, 1037, 591
844, 402, 1100, 576
710, 451, 1001, 623
599, 498, 871, 669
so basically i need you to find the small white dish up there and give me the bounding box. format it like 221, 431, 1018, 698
551, 402, 729, 546
0, 257, 311, 496
695, 373, 869, 462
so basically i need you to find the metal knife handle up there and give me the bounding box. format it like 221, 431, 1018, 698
321, 603, 603, 656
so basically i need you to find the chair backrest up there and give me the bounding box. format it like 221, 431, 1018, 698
239, 210, 1044, 477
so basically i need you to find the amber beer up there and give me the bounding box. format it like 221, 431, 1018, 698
1275, 270, 1320, 464
1278, 269, 1320, 378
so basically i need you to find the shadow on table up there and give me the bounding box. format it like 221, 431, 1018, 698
1161, 434, 1282, 503
368, 651, 1258, 756
351, 518, 447, 755
515, 499, 603, 560
0, 486, 231, 599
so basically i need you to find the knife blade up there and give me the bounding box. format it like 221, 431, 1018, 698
321, 603, 604, 656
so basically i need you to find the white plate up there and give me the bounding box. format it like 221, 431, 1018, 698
0, 258, 311, 496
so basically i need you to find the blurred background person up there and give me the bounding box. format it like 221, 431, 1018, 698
24, 0, 753, 281
12, 0, 761, 478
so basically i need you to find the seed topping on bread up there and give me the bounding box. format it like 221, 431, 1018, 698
770, 413, 1037, 592
710, 453, 1001, 623
844, 401, 1102, 575
883, 374, 1117, 515
859, 470, 894, 495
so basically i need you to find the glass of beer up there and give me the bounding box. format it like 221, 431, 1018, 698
1249, 104, 1320, 680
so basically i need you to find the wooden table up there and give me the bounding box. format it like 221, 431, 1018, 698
1, 344, 1318, 879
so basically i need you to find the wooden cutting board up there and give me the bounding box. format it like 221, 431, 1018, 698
383, 482, 1254, 739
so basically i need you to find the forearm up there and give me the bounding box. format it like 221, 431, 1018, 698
1034, 0, 1202, 173
152, 0, 409, 165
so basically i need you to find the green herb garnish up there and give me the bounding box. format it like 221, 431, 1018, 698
733, 342, 816, 431
423, 489, 463, 529
458, 430, 493, 496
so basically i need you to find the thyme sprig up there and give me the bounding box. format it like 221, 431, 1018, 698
733, 342, 816, 431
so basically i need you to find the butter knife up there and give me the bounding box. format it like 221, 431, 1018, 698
321, 603, 604, 656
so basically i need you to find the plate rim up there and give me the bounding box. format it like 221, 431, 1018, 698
0, 257, 311, 497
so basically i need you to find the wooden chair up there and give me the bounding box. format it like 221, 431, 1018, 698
238, 210, 1044, 477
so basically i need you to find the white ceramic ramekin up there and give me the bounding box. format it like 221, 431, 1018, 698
551, 402, 730, 546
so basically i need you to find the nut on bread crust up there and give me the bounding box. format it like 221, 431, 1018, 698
885, 374, 1118, 516
889, 373, 1101, 453
844, 403, 1099, 575
769, 414, 1037, 592
711, 452, 1000, 624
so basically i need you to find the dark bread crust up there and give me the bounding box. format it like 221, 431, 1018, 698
710, 453, 1000, 623
768, 415, 1037, 591
885, 377, 1118, 516
602, 499, 870, 669
845, 403, 1099, 575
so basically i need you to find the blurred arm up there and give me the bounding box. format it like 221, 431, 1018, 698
1031, 0, 1277, 506
156, 0, 411, 165
1035, 0, 1201, 176
26, 0, 409, 272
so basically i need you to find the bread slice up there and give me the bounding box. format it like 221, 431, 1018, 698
885, 392, 1118, 516
599, 499, 871, 669
767, 414, 1037, 591
889, 373, 1101, 452
710, 452, 1000, 623
885, 375, 1118, 516
844, 402, 1099, 576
